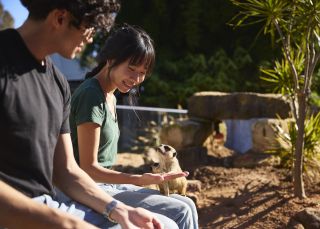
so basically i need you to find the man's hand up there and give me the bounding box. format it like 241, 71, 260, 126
111, 203, 164, 229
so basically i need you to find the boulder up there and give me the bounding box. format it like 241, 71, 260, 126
251, 118, 291, 153
187, 179, 202, 193
233, 150, 280, 168
188, 92, 291, 120
187, 192, 201, 207
290, 208, 320, 229
160, 119, 213, 150
177, 146, 208, 173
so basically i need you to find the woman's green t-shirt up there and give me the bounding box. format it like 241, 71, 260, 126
69, 78, 119, 168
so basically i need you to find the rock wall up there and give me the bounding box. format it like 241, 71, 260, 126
159, 92, 292, 169
188, 92, 291, 120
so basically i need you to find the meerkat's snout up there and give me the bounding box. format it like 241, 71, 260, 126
153, 162, 160, 167
156, 144, 177, 159
157, 144, 174, 153
151, 162, 161, 173
151, 162, 160, 170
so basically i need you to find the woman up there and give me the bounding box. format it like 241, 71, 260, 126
70, 24, 198, 229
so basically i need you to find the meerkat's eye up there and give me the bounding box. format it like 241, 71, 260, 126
173, 152, 177, 157
164, 145, 171, 152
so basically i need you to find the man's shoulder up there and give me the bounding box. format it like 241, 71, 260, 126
47, 57, 66, 79
45, 58, 72, 98
0, 29, 23, 64
0, 29, 17, 46
0, 28, 15, 37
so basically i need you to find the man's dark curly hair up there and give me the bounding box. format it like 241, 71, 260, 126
20, 0, 121, 31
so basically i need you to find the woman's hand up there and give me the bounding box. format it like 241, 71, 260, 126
111, 203, 164, 229
136, 171, 189, 186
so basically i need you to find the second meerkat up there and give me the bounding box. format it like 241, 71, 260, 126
152, 144, 187, 196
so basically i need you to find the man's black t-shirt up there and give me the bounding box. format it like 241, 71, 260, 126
0, 29, 71, 197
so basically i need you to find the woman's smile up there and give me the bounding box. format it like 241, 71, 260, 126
122, 81, 132, 90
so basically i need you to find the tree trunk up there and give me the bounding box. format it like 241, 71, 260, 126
293, 93, 307, 199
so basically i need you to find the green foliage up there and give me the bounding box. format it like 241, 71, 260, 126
177, 0, 202, 51
312, 68, 320, 98
229, 0, 291, 46
270, 121, 295, 169
140, 46, 253, 108
260, 50, 305, 94
0, 2, 14, 30
79, 0, 281, 107
310, 92, 320, 107
271, 113, 320, 183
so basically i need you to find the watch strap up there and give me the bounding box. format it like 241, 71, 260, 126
102, 199, 119, 223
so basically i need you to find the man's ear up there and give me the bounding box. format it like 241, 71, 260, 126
57, 16, 63, 25
49, 9, 69, 29
107, 59, 115, 67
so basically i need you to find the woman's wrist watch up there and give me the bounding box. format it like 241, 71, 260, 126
102, 199, 119, 224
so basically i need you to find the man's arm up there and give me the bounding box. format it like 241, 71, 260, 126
0, 180, 98, 229
53, 133, 163, 229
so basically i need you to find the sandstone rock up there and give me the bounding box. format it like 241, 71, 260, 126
291, 208, 320, 229
160, 119, 212, 150
287, 219, 305, 229
251, 118, 291, 153
233, 150, 280, 168
115, 152, 145, 168
177, 146, 208, 173
187, 192, 201, 207
187, 179, 202, 193
188, 92, 291, 120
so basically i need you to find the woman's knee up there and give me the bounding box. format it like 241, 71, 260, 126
154, 213, 179, 229
170, 195, 197, 212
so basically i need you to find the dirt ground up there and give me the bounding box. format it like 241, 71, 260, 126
194, 165, 320, 229
115, 149, 320, 229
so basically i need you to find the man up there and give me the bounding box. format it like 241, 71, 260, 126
0, 1, 184, 228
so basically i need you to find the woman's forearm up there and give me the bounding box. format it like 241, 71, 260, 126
83, 163, 142, 185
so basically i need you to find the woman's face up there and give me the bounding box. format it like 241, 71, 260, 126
109, 59, 147, 93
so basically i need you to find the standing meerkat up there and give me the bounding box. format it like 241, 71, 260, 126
152, 144, 187, 196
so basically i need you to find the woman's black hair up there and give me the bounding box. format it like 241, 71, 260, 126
20, 0, 120, 32
86, 23, 155, 79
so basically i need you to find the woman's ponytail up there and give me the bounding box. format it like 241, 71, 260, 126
85, 61, 106, 79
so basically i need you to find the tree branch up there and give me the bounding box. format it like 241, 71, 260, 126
274, 19, 300, 91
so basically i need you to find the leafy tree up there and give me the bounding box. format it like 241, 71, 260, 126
0, 2, 14, 30
80, 0, 280, 107
230, 0, 320, 198
140, 46, 253, 107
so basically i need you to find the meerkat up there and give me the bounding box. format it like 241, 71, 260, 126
151, 144, 187, 196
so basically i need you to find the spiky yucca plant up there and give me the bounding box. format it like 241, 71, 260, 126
230, 0, 320, 198
271, 113, 320, 184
